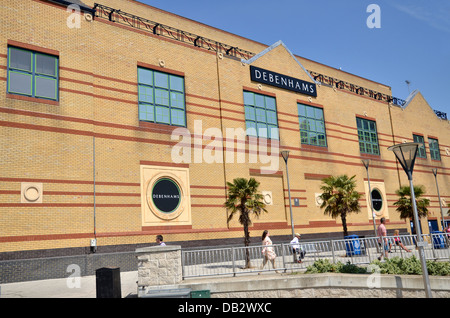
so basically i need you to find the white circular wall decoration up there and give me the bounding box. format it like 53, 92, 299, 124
21, 183, 43, 203
24, 186, 40, 202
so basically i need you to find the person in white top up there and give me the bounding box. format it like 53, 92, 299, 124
290, 233, 304, 263
156, 234, 166, 246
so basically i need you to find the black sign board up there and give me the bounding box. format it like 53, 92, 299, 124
151, 178, 181, 213
250, 65, 317, 97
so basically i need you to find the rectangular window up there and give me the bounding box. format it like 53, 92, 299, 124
429, 138, 441, 161
7, 47, 58, 101
356, 117, 380, 155
138, 67, 186, 127
243, 91, 279, 139
298, 104, 327, 147
413, 134, 427, 159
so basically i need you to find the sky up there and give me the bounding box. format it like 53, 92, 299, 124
137, 0, 450, 118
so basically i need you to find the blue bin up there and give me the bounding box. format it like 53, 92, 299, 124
344, 235, 361, 256
431, 231, 447, 249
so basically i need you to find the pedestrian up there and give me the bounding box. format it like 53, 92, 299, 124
377, 217, 388, 260
393, 229, 411, 252
156, 234, 166, 246
260, 230, 279, 273
445, 224, 450, 246
290, 233, 305, 263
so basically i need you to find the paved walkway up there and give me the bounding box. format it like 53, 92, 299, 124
0, 271, 139, 298
0, 270, 286, 298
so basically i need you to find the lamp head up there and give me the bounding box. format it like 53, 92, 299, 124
432, 168, 438, 177
388, 142, 420, 178
361, 159, 370, 169
281, 150, 290, 162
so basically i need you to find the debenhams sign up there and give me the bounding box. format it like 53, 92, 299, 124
250, 66, 317, 97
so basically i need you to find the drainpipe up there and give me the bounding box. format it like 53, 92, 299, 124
216, 53, 229, 227
91, 135, 97, 253
388, 103, 402, 188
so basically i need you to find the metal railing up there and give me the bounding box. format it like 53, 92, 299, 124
181, 233, 450, 279
94, 3, 254, 60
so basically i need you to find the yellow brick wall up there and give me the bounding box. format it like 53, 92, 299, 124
389, 93, 450, 226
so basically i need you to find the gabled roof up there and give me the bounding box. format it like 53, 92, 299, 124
241, 40, 318, 85
401, 89, 420, 109
400, 89, 449, 122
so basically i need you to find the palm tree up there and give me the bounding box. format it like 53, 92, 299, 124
318, 175, 362, 237
224, 177, 267, 268
393, 185, 430, 227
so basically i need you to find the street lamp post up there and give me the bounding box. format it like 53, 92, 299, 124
388, 142, 432, 298
281, 150, 296, 263
362, 159, 378, 238
281, 150, 295, 239
432, 168, 445, 231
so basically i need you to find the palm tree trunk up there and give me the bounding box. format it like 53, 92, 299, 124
341, 212, 348, 237
243, 219, 251, 268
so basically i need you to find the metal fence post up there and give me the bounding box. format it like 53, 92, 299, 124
281, 243, 286, 272
181, 250, 185, 279
231, 247, 236, 277
330, 239, 335, 264
365, 237, 371, 263
431, 233, 437, 260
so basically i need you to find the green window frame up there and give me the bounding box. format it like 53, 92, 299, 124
356, 117, 380, 155
243, 91, 279, 140
7, 46, 59, 101
138, 67, 186, 127
413, 135, 427, 159
298, 104, 327, 147
429, 138, 441, 161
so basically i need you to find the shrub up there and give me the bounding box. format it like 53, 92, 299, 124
304, 256, 450, 276
336, 261, 367, 274
305, 259, 336, 274
372, 256, 422, 275
427, 260, 450, 276
305, 259, 365, 274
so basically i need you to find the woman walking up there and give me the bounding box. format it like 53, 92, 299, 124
260, 230, 279, 273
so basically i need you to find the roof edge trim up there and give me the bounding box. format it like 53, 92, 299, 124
241, 40, 318, 84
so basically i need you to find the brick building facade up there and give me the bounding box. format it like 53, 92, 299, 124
1, 0, 449, 263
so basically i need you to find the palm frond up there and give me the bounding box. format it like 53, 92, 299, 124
224, 177, 267, 227
393, 185, 430, 220
318, 175, 361, 237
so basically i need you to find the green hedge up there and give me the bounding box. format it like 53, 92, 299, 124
304, 257, 450, 276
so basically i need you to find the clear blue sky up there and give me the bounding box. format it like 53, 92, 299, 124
139, 0, 450, 117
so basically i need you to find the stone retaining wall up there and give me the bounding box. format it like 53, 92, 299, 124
179, 273, 450, 298
136, 246, 182, 288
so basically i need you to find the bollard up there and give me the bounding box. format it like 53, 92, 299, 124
96, 267, 121, 298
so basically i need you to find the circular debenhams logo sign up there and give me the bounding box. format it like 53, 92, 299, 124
152, 178, 181, 213
147, 177, 184, 220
